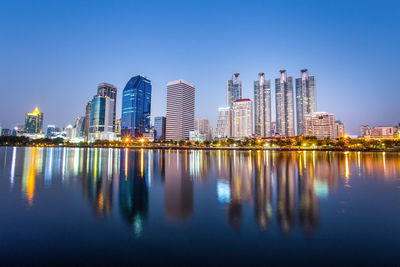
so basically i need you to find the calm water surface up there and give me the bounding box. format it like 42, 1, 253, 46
0, 147, 399, 264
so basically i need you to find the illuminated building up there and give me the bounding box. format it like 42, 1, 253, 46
97, 83, 117, 131
304, 112, 336, 139
275, 70, 295, 137
215, 107, 231, 139
166, 79, 195, 140
24, 107, 43, 134
1, 128, 11, 136
254, 73, 272, 137
360, 125, 371, 137
232, 99, 252, 138
296, 69, 316, 135
89, 95, 116, 141
195, 118, 210, 134
371, 126, 394, 138
189, 130, 207, 142
115, 118, 121, 136
154, 116, 166, 141
84, 100, 91, 141
121, 75, 152, 138
227, 73, 242, 108
334, 120, 345, 139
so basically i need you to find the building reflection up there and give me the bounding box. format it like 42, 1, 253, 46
119, 149, 149, 235
165, 150, 193, 222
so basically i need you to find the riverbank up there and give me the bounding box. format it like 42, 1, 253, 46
1, 144, 398, 152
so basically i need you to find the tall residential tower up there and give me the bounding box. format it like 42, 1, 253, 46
227, 73, 242, 107
275, 70, 295, 137
296, 69, 316, 135
254, 73, 271, 137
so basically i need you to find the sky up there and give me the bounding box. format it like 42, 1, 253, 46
0, 0, 399, 134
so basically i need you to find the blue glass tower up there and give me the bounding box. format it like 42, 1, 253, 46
121, 75, 152, 137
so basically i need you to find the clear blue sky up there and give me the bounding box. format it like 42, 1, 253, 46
1, 0, 399, 134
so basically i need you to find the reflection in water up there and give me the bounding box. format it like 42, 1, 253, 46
3, 148, 400, 236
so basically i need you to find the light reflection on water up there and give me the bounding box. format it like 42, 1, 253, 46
1, 147, 400, 264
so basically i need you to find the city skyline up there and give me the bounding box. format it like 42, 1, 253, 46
1, 0, 400, 134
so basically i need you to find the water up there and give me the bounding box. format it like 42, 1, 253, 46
0, 147, 399, 264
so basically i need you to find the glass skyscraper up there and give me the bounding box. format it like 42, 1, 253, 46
275, 70, 295, 137
97, 83, 117, 131
89, 95, 115, 141
24, 107, 43, 134
154, 116, 166, 140
226, 73, 242, 108
121, 75, 152, 138
254, 73, 271, 137
296, 69, 316, 135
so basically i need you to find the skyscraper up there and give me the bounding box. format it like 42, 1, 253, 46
24, 107, 43, 134
215, 107, 231, 139
275, 70, 295, 137
254, 73, 272, 137
154, 116, 166, 141
296, 69, 316, 135
84, 100, 91, 141
97, 83, 117, 130
121, 75, 152, 138
89, 95, 115, 141
166, 79, 195, 140
227, 73, 242, 108
232, 99, 253, 138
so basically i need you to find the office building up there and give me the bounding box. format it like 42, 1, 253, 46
254, 73, 271, 137
296, 69, 316, 135
84, 101, 91, 141
165, 79, 195, 140
371, 126, 394, 138
97, 83, 117, 130
215, 107, 231, 139
154, 116, 166, 141
89, 95, 116, 141
115, 118, 121, 135
1, 128, 11, 136
275, 70, 295, 137
189, 130, 208, 142
360, 125, 371, 137
121, 75, 152, 138
24, 107, 43, 134
232, 99, 252, 138
227, 73, 242, 107
304, 112, 335, 139
195, 118, 210, 134
334, 120, 345, 139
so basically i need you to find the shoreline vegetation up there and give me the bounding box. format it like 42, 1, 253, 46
1, 136, 400, 152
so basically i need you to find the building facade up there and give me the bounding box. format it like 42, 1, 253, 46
304, 112, 335, 139
371, 126, 394, 138
215, 107, 231, 139
334, 120, 345, 139
254, 73, 271, 137
24, 107, 43, 134
232, 99, 252, 138
97, 83, 117, 130
296, 69, 316, 135
89, 95, 116, 141
121, 75, 152, 138
195, 118, 210, 134
275, 70, 295, 137
360, 125, 371, 137
154, 116, 166, 141
227, 73, 242, 108
165, 79, 195, 140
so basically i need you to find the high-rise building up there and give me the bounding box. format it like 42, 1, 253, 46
275, 70, 295, 137
215, 107, 231, 139
89, 95, 116, 141
121, 75, 152, 138
304, 112, 335, 139
165, 79, 195, 140
195, 118, 210, 134
1, 128, 11, 136
296, 69, 316, 135
254, 73, 272, 137
227, 73, 242, 108
232, 99, 253, 138
371, 126, 394, 138
115, 118, 122, 135
73, 116, 85, 139
154, 116, 166, 141
24, 107, 43, 134
271, 121, 277, 136
84, 101, 91, 141
97, 83, 117, 130
334, 120, 345, 139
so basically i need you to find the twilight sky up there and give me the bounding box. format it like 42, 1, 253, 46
1, 0, 399, 134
